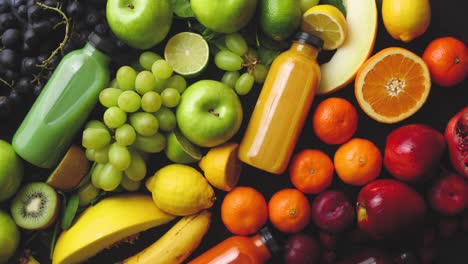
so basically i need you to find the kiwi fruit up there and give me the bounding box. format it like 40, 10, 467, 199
10, 182, 59, 230
47, 144, 90, 190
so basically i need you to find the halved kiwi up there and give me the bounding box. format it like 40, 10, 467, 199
10, 182, 59, 230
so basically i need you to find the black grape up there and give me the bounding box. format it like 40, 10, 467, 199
8, 89, 22, 105
21, 57, 39, 75
15, 77, 33, 94
4, 68, 19, 82
66, 1, 83, 17
0, 13, 18, 32
0, 49, 20, 69
23, 27, 39, 46
0, 96, 12, 117
27, 4, 44, 22
0, 0, 9, 13
32, 20, 53, 35
16, 4, 27, 18
1, 28, 22, 48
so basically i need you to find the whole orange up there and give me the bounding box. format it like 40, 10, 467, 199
334, 138, 382, 186
221, 186, 268, 235
268, 188, 311, 233
312, 97, 359, 145
289, 149, 334, 194
422, 36, 468, 87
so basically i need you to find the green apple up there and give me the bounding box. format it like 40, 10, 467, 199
0, 210, 20, 263
176, 80, 243, 147
300, 0, 320, 13
106, 0, 173, 49
0, 140, 23, 202
191, 0, 257, 33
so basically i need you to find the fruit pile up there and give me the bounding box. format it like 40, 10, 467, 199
0, 0, 467, 264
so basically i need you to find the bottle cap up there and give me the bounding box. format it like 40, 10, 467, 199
294, 31, 324, 50
88, 32, 115, 55
259, 226, 283, 256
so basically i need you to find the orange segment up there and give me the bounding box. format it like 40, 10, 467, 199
355, 47, 431, 123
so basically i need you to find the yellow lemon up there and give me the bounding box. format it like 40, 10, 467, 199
301, 4, 348, 50
382, 0, 431, 42
198, 142, 242, 192
149, 164, 215, 216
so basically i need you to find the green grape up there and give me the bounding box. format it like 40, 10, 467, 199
132, 133, 166, 153
154, 106, 176, 132
221, 71, 241, 89
129, 112, 159, 136
118, 90, 141, 113
120, 175, 141, 192
103, 106, 127, 128
108, 143, 132, 171
109, 78, 119, 88
85, 120, 107, 130
116, 66, 137, 91
247, 48, 258, 60
253, 64, 268, 84
235, 72, 255, 95
77, 182, 100, 207
82, 127, 111, 149
154, 77, 167, 93
165, 75, 187, 93
115, 124, 137, 146
94, 145, 110, 164
141, 91, 162, 113
215, 50, 244, 71
225, 33, 248, 56
124, 150, 146, 181
135, 70, 157, 95
91, 163, 105, 189
139, 51, 162, 70
152, 60, 173, 80
161, 88, 180, 108
85, 148, 95, 161
99, 88, 122, 108
98, 163, 123, 191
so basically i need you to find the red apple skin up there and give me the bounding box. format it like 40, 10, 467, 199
444, 106, 468, 178
284, 233, 321, 264
356, 179, 427, 239
428, 171, 468, 215
311, 190, 355, 234
384, 124, 446, 182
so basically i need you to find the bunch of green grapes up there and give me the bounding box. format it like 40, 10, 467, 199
81, 51, 187, 192
214, 33, 269, 95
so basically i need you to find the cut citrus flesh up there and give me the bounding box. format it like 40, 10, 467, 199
164, 32, 209, 77
301, 4, 347, 50
355, 47, 431, 124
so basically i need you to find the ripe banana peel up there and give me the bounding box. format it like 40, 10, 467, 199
123, 209, 211, 264
52, 194, 176, 264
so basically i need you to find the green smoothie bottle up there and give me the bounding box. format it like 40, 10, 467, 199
13, 33, 112, 168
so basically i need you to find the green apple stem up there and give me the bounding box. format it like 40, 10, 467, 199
127, 3, 135, 9
208, 109, 220, 117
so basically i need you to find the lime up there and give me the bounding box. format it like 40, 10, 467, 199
259, 0, 302, 41
165, 130, 202, 164
301, 4, 348, 50
164, 32, 209, 77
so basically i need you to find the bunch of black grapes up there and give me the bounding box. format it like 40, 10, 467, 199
0, 0, 137, 119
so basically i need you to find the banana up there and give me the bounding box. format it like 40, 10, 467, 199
123, 209, 211, 264
52, 194, 176, 264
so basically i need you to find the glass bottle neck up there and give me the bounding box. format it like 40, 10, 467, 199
251, 234, 272, 262
290, 42, 319, 60
82, 42, 110, 64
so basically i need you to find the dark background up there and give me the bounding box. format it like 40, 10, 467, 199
1, 0, 467, 263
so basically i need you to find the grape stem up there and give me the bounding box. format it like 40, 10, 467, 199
34, 2, 70, 70
243, 53, 259, 75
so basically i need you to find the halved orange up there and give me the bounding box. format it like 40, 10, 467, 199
355, 47, 431, 124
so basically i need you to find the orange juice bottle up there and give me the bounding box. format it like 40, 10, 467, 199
239, 32, 323, 174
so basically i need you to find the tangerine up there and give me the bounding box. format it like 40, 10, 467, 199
334, 138, 382, 186
221, 186, 268, 235
268, 188, 311, 233
289, 149, 334, 194
312, 97, 359, 145
422, 36, 468, 87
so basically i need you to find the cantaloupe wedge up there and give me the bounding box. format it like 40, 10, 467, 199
317, 0, 378, 95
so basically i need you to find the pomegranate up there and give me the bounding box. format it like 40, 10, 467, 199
444, 106, 468, 178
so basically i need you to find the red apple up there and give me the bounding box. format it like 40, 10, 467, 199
318, 231, 338, 250
311, 190, 355, 233
284, 233, 321, 264
444, 106, 468, 178
356, 179, 427, 239
384, 124, 446, 182
428, 170, 468, 215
